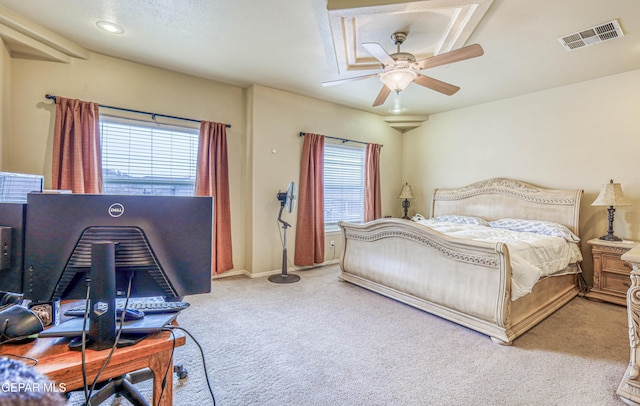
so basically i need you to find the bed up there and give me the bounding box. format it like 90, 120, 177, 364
338, 177, 583, 344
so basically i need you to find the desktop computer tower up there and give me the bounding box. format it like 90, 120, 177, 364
0, 172, 43, 294
0, 203, 26, 293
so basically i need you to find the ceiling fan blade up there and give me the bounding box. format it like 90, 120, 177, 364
322, 73, 378, 87
362, 42, 396, 66
414, 74, 460, 96
372, 85, 391, 107
416, 44, 484, 70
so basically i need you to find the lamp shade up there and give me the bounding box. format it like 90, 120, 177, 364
398, 183, 415, 199
591, 180, 631, 207
380, 69, 416, 92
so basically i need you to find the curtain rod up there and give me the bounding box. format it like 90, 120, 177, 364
45, 94, 231, 128
299, 132, 382, 147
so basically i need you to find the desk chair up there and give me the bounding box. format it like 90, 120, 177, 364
87, 368, 153, 406
77, 364, 188, 405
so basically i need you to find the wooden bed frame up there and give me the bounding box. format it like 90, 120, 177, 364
339, 178, 583, 344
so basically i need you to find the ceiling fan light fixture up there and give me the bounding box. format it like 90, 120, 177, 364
379, 69, 416, 92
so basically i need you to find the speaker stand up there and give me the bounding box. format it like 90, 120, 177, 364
269, 204, 300, 284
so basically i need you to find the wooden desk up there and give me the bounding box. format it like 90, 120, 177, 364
0, 330, 185, 405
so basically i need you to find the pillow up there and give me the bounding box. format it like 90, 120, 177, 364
432, 215, 490, 226
489, 218, 580, 242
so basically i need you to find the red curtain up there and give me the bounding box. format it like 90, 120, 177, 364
294, 133, 325, 266
364, 143, 382, 222
52, 97, 102, 193
195, 121, 233, 274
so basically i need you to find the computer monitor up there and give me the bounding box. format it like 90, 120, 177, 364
23, 193, 214, 349
0, 203, 27, 294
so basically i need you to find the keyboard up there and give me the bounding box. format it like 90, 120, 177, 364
64, 298, 190, 317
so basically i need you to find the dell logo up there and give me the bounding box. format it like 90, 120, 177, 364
108, 203, 125, 218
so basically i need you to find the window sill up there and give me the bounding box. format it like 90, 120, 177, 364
325, 226, 342, 234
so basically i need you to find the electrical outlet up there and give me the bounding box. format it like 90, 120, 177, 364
330, 240, 335, 247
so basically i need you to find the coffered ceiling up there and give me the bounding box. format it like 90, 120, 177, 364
327, 0, 492, 74
0, 0, 639, 117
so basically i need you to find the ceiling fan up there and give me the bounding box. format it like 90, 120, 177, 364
322, 32, 484, 107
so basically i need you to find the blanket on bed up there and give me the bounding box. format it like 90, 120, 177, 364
413, 219, 583, 300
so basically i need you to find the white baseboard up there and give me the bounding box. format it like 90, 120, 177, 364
212, 269, 250, 279
259, 258, 340, 278
212, 259, 340, 280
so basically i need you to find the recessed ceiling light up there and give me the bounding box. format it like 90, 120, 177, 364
96, 21, 124, 34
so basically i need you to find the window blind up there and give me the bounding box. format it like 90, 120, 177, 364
324, 142, 365, 230
100, 118, 199, 196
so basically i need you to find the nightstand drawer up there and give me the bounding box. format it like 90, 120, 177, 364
602, 271, 632, 294
603, 255, 632, 273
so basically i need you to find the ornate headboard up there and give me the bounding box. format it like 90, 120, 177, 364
431, 178, 583, 235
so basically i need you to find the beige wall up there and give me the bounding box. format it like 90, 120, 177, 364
247, 85, 403, 274
2, 52, 403, 276
5, 52, 248, 272
402, 68, 640, 284
0, 38, 10, 167
7, 46, 635, 282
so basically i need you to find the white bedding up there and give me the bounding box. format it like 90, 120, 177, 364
414, 219, 583, 300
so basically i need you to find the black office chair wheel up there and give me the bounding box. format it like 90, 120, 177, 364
174, 364, 188, 379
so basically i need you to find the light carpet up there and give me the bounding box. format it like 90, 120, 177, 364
72, 265, 630, 405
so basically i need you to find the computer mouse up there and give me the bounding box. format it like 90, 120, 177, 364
116, 308, 145, 321
0, 291, 23, 306
0, 305, 44, 341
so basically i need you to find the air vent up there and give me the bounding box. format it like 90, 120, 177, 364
558, 20, 623, 51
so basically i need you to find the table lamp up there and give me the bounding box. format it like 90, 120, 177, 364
398, 183, 415, 219
591, 179, 631, 241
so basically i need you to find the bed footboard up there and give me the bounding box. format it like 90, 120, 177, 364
339, 218, 515, 343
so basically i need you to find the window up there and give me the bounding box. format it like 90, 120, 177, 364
324, 142, 365, 231
100, 117, 199, 196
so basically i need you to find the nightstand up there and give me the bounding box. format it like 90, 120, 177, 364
586, 238, 639, 306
